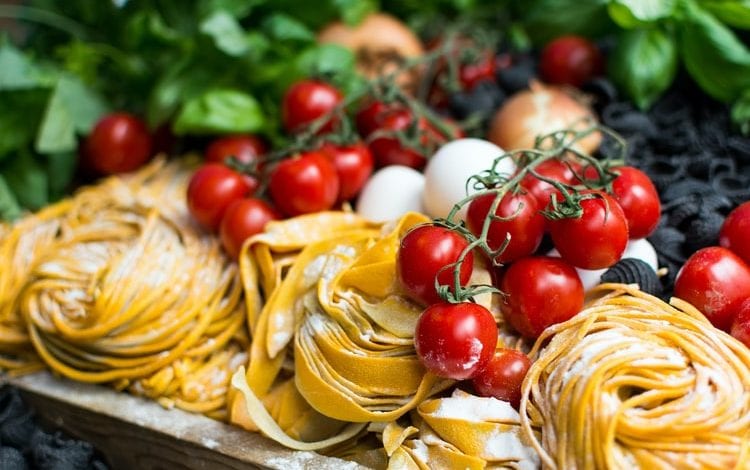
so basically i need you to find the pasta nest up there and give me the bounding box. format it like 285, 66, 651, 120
520, 283, 750, 470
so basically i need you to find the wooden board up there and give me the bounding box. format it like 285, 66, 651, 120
8, 372, 369, 470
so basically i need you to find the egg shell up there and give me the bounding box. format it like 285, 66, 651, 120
547, 238, 659, 291
422, 138, 513, 220
356, 165, 426, 222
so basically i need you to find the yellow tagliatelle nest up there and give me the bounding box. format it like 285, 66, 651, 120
520, 283, 750, 470
1, 160, 248, 418
229, 211, 539, 468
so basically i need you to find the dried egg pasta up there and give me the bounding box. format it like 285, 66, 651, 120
520, 283, 750, 470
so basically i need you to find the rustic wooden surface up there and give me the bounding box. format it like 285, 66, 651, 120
9, 372, 368, 470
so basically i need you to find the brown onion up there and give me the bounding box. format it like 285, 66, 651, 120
318, 13, 423, 89
488, 81, 601, 154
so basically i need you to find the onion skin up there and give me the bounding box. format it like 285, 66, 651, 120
318, 13, 423, 89
488, 82, 601, 154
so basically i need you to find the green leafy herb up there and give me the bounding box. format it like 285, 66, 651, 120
608, 0, 677, 29
520, 0, 613, 44
173, 88, 266, 135
699, 0, 750, 29
609, 28, 678, 109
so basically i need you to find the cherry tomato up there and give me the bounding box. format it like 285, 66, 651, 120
368, 109, 458, 170
459, 51, 497, 90
397, 225, 474, 306
205, 134, 266, 165
319, 142, 374, 202
466, 191, 545, 263
500, 256, 584, 339
471, 348, 531, 408
414, 302, 498, 380
608, 166, 661, 239
219, 198, 280, 259
674, 247, 750, 331
539, 35, 604, 87
720, 201, 750, 266
730, 298, 750, 348
84, 112, 152, 174
268, 151, 340, 217
282, 80, 343, 134
549, 191, 629, 270
520, 159, 580, 211
355, 100, 392, 137
187, 164, 251, 231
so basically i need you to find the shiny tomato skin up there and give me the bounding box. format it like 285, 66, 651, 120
471, 348, 531, 408
205, 134, 266, 165
355, 100, 392, 137
268, 151, 340, 217
397, 225, 474, 306
521, 159, 580, 211
539, 35, 604, 87
674, 247, 750, 331
219, 198, 280, 259
319, 142, 374, 202
85, 112, 152, 174
500, 256, 584, 339
720, 201, 750, 266
466, 191, 545, 263
187, 164, 252, 231
368, 109, 428, 169
415, 302, 498, 380
609, 166, 661, 239
282, 80, 343, 134
459, 51, 497, 90
549, 191, 629, 269
730, 298, 750, 348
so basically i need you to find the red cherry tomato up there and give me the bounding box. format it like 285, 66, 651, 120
459, 51, 497, 90
368, 109, 458, 170
219, 198, 280, 259
84, 112, 152, 175
549, 191, 629, 269
205, 134, 266, 165
720, 201, 750, 266
607, 166, 661, 239
471, 348, 531, 408
187, 164, 251, 231
730, 298, 750, 348
355, 100, 392, 137
319, 142, 374, 203
282, 80, 343, 134
500, 256, 584, 339
397, 225, 474, 306
539, 35, 604, 87
466, 191, 545, 264
414, 302, 498, 380
521, 159, 580, 211
268, 151, 340, 217
674, 247, 750, 332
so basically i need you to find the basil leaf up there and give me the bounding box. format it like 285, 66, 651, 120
699, 0, 750, 29
197, 0, 264, 19
173, 88, 265, 134
0, 90, 48, 161
0, 40, 55, 90
0, 175, 22, 221
732, 89, 750, 134
295, 44, 356, 78
521, 0, 612, 44
263, 13, 316, 42
608, 0, 677, 29
680, 3, 750, 102
332, 0, 378, 25
2, 151, 48, 211
46, 152, 78, 201
200, 10, 254, 56
609, 28, 678, 109
35, 75, 108, 154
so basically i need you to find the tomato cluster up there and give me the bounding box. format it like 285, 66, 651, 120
674, 201, 750, 346
83, 112, 154, 175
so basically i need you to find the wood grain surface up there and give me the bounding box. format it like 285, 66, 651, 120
9, 372, 368, 470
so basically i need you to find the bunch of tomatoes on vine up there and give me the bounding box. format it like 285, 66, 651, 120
397, 123, 662, 408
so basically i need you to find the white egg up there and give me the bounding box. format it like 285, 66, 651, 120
356, 165, 426, 222
422, 138, 514, 220
547, 238, 659, 291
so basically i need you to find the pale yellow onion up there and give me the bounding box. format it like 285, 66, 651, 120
318, 13, 423, 89
488, 82, 601, 154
